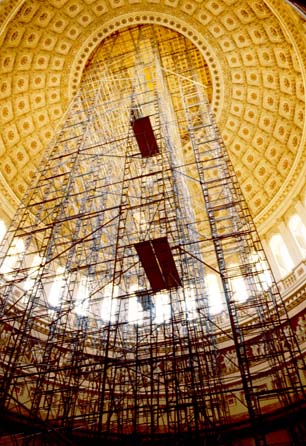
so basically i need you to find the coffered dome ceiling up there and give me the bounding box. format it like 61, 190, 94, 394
0, 0, 305, 233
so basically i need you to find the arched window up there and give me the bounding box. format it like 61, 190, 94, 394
23, 254, 42, 291
100, 283, 119, 323
75, 277, 90, 316
288, 214, 306, 257
231, 276, 248, 303
128, 295, 144, 325
0, 237, 25, 274
206, 273, 224, 314
269, 234, 294, 277
154, 291, 171, 324
127, 284, 144, 325
250, 253, 273, 292
228, 264, 249, 303
183, 286, 198, 320
48, 266, 66, 308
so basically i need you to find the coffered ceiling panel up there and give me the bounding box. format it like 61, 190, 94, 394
0, 0, 305, 231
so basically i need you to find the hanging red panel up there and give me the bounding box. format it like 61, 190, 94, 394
152, 237, 182, 289
134, 237, 181, 291
131, 116, 159, 157
134, 240, 165, 291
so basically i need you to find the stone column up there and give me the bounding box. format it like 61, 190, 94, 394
261, 237, 282, 282
295, 199, 306, 225
277, 219, 301, 265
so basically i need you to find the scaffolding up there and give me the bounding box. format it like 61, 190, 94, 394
0, 25, 305, 446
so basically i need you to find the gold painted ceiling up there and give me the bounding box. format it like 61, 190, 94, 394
0, 0, 305, 234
